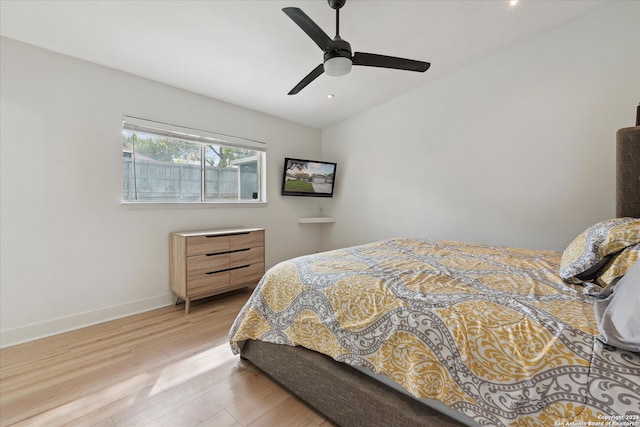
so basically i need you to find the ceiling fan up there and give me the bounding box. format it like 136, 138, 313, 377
283, 0, 431, 95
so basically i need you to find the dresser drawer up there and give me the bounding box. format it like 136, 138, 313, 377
187, 253, 230, 278
186, 234, 230, 256
188, 271, 230, 296
230, 246, 264, 268
186, 229, 264, 256
230, 230, 264, 251
230, 262, 265, 285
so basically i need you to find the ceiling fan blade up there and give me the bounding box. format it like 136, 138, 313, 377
282, 7, 332, 51
352, 52, 430, 72
288, 64, 325, 95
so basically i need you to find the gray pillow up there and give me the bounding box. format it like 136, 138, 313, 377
594, 260, 640, 352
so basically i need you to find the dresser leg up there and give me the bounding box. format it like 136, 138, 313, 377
185, 298, 191, 314
173, 294, 180, 306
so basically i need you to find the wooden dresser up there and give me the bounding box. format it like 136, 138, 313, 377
169, 227, 265, 313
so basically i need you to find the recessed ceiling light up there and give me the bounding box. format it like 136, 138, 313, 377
327, 93, 335, 99
508, 0, 519, 7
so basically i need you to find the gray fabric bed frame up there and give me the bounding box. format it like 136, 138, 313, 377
616, 126, 640, 218
240, 126, 640, 427
241, 340, 467, 427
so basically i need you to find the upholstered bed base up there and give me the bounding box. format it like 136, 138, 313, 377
241, 339, 466, 427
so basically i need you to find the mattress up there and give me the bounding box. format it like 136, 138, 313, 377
229, 238, 640, 427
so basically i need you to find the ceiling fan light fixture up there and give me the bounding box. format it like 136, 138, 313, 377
324, 56, 352, 77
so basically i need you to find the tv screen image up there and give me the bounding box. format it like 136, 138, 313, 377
281, 157, 337, 197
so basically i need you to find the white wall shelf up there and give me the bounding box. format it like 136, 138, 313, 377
297, 217, 336, 224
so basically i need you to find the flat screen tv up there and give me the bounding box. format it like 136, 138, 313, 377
281, 157, 337, 198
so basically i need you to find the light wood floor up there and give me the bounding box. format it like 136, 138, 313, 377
0, 291, 336, 427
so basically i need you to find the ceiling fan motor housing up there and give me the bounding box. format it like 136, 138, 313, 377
324, 37, 352, 62
323, 37, 352, 76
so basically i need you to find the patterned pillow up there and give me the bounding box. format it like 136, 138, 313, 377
559, 218, 640, 283
596, 243, 640, 287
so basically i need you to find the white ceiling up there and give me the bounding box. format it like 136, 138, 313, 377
0, 0, 608, 129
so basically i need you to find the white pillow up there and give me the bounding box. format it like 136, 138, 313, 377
594, 259, 640, 352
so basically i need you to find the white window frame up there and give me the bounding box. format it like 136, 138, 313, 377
122, 116, 267, 206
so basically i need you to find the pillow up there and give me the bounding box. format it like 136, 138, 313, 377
559, 218, 640, 283
594, 259, 640, 352
596, 243, 639, 287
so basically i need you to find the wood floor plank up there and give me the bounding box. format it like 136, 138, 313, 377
225, 380, 292, 426
90, 419, 117, 427
0, 291, 335, 427
143, 370, 263, 427
196, 409, 243, 427
111, 363, 265, 426
246, 395, 323, 427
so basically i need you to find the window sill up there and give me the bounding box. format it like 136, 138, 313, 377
121, 201, 268, 209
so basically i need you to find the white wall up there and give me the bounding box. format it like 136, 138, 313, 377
322, 2, 640, 252
0, 37, 323, 347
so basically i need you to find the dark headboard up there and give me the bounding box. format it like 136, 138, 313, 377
616, 126, 640, 218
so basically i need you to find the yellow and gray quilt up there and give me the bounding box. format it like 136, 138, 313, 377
229, 239, 640, 427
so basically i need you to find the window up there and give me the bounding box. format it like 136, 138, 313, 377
122, 116, 266, 204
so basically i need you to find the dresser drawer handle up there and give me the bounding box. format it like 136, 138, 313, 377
205, 232, 250, 238
206, 264, 250, 274
230, 248, 250, 254
205, 248, 250, 257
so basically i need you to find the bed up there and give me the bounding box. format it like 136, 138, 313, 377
229, 127, 640, 427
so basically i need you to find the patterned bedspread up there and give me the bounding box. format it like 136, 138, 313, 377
229, 238, 640, 427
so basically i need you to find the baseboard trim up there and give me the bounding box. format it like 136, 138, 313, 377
0, 293, 175, 348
